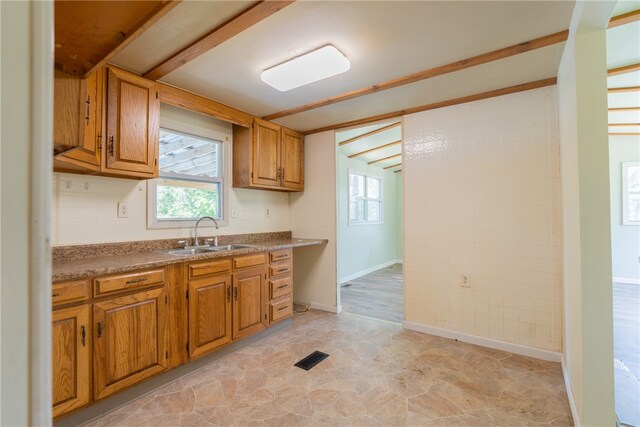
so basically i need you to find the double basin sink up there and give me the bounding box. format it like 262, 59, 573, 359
158, 244, 257, 256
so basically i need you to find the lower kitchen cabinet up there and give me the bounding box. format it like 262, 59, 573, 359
188, 274, 232, 358
232, 267, 266, 340
92, 287, 167, 400
52, 304, 90, 418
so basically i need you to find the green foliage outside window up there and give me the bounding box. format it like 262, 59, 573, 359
157, 184, 219, 219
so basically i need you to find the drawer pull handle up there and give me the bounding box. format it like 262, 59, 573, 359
52, 293, 60, 297
276, 268, 288, 273
126, 278, 147, 285
234, 287, 238, 301
277, 305, 289, 311
226, 286, 231, 302
97, 322, 102, 338
81, 325, 86, 346
276, 285, 288, 290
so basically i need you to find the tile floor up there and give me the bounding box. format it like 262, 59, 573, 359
340, 264, 403, 323
613, 282, 640, 427
85, 310, 573, 427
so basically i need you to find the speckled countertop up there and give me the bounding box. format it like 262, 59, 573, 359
52, 237, 327, 282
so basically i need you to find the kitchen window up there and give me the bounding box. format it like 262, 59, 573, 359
349, 172, 383, 224
148, 127, 224, 228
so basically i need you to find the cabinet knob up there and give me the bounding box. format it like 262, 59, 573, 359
81, 325, 86, 346
108, 136, 114, 156
97, 322, 102, 338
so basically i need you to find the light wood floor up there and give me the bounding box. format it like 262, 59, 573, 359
340, 264, 403, 323
614, 282, 640, 427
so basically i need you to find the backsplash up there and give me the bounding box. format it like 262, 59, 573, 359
403, 86, 562, 352
52, 172, 291, 246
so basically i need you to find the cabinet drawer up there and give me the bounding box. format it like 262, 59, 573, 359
233, 253, 265, 270
189, 258, 231, 279
52, 280, 90, 307
269, 277, 292, 300
269, 261, 291, 277
269, 296, 293, 323
269, 249, 291, 263
94, 269, 165, 297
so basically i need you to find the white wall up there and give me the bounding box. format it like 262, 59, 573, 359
1, 1, 53, 424
290, 131, 338, 310
52, 105, 290, 245
396, 172, 403, 260
403, 86, 563, 353
609, 135, 640, 282
557, 1, 616, 424
337, 154, 400, 282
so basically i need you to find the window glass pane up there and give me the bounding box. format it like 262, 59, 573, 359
367, 177, 381, 199
156, 178, 220, 220
349, 200, 366, 222
349, 173, 365, 199
159, 129, 221, 179
368, 200, 382, 222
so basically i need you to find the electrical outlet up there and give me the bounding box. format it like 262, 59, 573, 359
117, 202, 129, 218
231, 207, 238, 218
462, 275, 471, 288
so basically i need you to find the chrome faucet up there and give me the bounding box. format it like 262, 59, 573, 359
194, 216, 218, 246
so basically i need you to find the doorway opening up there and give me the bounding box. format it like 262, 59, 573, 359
607, 7, 640, 425
335, 120, 404, 323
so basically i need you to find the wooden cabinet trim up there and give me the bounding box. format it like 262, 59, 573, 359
269, 261, 292, 278
269, 277, 292, 300
232, 267, 266, 340
53, 280, 91, 307
188, 274, 232, 359
269, 249, 291, 263
94, 268, 165, 297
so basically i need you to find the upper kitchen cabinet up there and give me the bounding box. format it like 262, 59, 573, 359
54, 68, 103, 172
233, 118, 305, 192
53, 66, 160, 179
103, 66, 159, 178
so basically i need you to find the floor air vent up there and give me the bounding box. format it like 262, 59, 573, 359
294, 351, 329, 371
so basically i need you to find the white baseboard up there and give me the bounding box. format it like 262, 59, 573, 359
339, 259, 403, 285
309, 301, 342, 313
561, 357, 582, 426
613, 277, 640, 285
402, 321, 562, 362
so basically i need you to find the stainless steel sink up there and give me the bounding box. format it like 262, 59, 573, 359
209, 244, 256, 251
158, 244, 256, 256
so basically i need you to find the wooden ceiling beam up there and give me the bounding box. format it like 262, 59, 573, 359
383, 163, 402, 170
262, 29, 568, 121
608, 9, 640, 29
348, 140, 401, 158
304, 77, 557, 135
144, 1, 295, 80
609, 107, 640, 111
338, 122, 401, 147
608, 86, 640, 93
394, 169, 402, 173
368, 153, 401, 165
609, 133, 640, 135
608, 123, 640, 126
84, 1, 181, 77
608, 63, 640, 76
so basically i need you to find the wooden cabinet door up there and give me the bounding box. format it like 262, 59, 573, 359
53, 304, 91, 418
188, 274, 232, 359
280, 128, 304, 191
251, 118, 280, 187
232, 267, 266, 340
104, 66, 159, 177
56, 68, 103, 170
93, 288, 167, 400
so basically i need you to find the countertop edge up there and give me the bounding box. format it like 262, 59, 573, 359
52, 238, 327, 282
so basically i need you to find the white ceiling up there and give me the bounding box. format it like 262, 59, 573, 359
607, 1, 640, 134
336, 121, 403, 170
111, 1, 575, 133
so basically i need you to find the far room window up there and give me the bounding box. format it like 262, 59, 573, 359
349, 172, 383, 224
623, 161, 640, 225
148, 128, 223, 227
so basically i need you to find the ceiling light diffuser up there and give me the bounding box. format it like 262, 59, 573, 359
261, 45, 350, 92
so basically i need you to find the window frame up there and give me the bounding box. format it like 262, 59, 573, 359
147, 119, 230, 230
348, 170, 384, 225
622, 160, 640, 225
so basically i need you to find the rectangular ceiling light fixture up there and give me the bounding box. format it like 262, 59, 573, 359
261, 45, 350, 92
